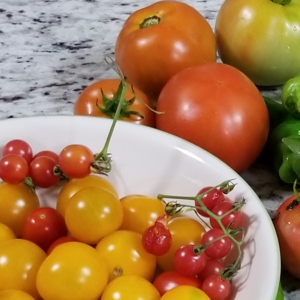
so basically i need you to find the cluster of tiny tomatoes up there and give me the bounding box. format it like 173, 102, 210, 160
0, 138, 245, 300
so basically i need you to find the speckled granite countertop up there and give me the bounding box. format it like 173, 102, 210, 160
0, 0, 299, 299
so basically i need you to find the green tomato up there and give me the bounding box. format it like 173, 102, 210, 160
215, 0, 300, 86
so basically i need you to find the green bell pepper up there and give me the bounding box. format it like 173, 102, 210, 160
282, 72, 300, 119
264, 96, 300, 183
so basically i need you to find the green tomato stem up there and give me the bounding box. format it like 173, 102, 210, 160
158, 179, 245, 281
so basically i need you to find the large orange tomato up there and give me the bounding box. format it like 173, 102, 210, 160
74, 79, 156, 127
115, 1, 216, 98
156, 62, 269, 173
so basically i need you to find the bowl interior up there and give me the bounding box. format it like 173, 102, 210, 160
0, 115, 281, 300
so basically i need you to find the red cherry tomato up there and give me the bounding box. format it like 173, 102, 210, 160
33, 150, 59, 164
153, 270, 202, 296
201, 228, 232, 260
142, 215, 172, 256
29, 156, 60, 188
197, 259, 225, 281
210, 201, 243, 229
174, 244, 207, 277
21, 207, 68, 252
2, 139, 33, 164
202, 274, 231, 300
195, 186, 226, 217
47, 236, 78, 255
0, 154, 29, 184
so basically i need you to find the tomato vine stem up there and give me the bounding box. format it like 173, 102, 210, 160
157, 179, 245, 281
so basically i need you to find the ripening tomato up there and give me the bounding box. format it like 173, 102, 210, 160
0, 182, 40, 237
156, 62, 269, 173
161, 285, 210, 300
0, 239, 47, 299
273, 193, 300, 278
115, 1, 216, 98
56, 174, 118, 217
74, 79, 156, 127
215, 0, 300, 86
95, 230, 157, 282
47, 236, 78, 255
36, 242, 109, 300
65, 187, 123, 244
119, 194, 166, 234
0, 289, 36, 300
101, 275, 160, 300
156, 217, 206, 272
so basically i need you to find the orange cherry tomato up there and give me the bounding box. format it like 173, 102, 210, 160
119, 194, 166, 234
95, 230, 157, 282
56, 174, 118, 217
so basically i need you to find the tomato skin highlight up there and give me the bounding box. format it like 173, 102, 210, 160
115, 1, 216, 98
156, 62, 269, 173
74, 79, 156, 127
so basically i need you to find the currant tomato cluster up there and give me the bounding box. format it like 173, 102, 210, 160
141, 182, 245, 300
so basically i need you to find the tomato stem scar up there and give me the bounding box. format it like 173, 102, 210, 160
140, 16, 161, 29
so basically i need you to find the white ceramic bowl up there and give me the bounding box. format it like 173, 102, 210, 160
0, 115, 280, 300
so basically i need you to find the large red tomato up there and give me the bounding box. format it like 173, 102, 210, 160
115, 1, 216, 98
156, 62, 269, 173
74, 79, 155, 127
273, 192, 300, 278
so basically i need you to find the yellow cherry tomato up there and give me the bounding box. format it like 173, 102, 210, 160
0, 223, 16, 243
120, 194, 166, 234
101, 275, 160, 300
0, 182, 40, 237
56, 174, 118, 217
0, 239, 47, 299
36, 242, 109, 300
157, 216, 206, 271
95, 230, 157, 282
65, 187, 123, 244
161, 285, 211, 300
0, 289, 36, 300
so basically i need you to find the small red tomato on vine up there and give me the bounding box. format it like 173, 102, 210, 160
202, 274, 231, 300
174, 244, 207, 277
2, 139, 33, 164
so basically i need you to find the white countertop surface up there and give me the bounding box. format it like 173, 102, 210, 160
0, 0, 299, 299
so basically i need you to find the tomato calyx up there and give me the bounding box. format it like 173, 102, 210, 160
96, 82, 145, 121
140, 16, 161, 29
157, 179, 246, 281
